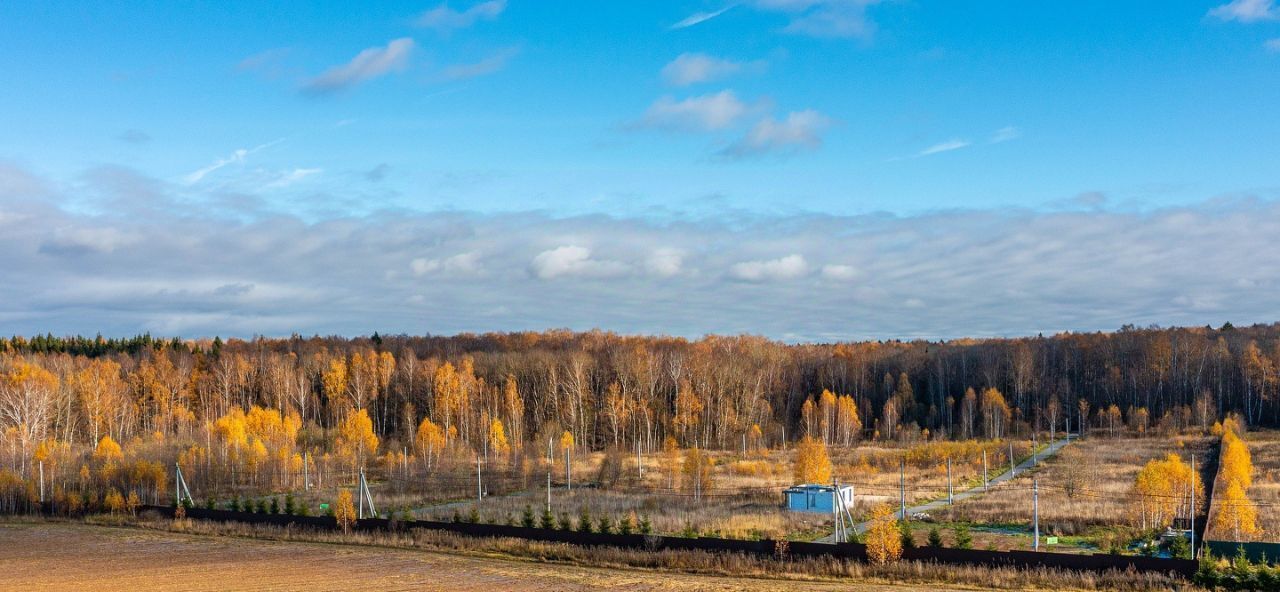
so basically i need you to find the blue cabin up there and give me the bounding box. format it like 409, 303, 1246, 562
783, 484, 854, 513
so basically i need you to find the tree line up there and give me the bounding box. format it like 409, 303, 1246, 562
2, 323, 1277, 482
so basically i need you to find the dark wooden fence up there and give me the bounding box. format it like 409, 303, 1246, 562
140, 505, 1197, 577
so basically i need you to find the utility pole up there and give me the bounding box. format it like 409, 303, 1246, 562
982, 449, 989, 492
636, 439, 643, 480
1009, 442, 1016, 477
303, 451, 310, 491
38, 460, 45, 504
833, 479, 841, 543
1191, 454, 1197, 559
476, 458, 483, 505
546, 470, 552, 514
946, 457, 953, 505
1033, 478, 1040, 551
565, 446, 571, 492
899, 459, 907, 520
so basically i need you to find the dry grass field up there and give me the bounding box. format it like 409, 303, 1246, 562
1244, 430, 1280, 540
0, 522, 981, 592
936, 435, 1212, 538
402, 440, 1040, 540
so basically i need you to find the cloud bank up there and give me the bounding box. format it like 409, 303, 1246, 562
3, 163, 1279, 340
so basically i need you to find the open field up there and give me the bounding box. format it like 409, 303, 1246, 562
1243, 431, 1280, 540
0, 521, 981, 592
935, 435, 1213, 544
398, 439, 1041, 541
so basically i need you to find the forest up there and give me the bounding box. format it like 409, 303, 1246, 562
1, 322, 1279, 506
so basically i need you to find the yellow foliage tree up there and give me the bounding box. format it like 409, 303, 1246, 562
1131, 453, 1203, 530
673, 380, 703, 446
793, 435, 832, 484
865, 504, 903, 564
336, 408, 379, 472
749, 423, 765, 455
487, 417, 510, 459
681, 446, 714, 499
1212, 479, 1260, 542
334, 489, 357, 532
1220, 429, 1253, 490
663, 434, 680, 489
94, 435, 124, 463
415, 416, 445, 469
104, 488, 125, 514
835, 394, 861, 446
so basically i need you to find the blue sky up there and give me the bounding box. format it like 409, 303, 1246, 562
1, 1, 1279, 340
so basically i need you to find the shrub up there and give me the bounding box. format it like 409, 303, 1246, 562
205, 497, 216, 511
927, 526, 944, 548
577, 508, 594, 533
466, 507, 480, 524
1166, 534, 1190, 559
618, 512, 635, 535
521, 505, 536, 528
284, 494, 296, 515
269, 497, 280, 514
540, 507, 555, 529
952, 524, 972, 550
451, 510, 462, 523
597, 516, 613, 534
899, 522, 916, 549
558, 512, 572, 531
639, 515, 653, 535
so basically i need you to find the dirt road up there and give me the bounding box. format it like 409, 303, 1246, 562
0, 522, 969, 592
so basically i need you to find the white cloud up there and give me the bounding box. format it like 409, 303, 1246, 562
302, 38, 415, 95
1209, 0, 1279, 22
411, 252, 482, 276
645, 248, 685, 277
754, 0, 882, 40
415, 0, 506, 31
990, 126, 1021, 144
821, 264, 858, 281
182, 139, 284, 185
530, 245, 628, 279
671, 6, 735, 29
730, 254, 809, 281
637, 91, 751, 131
440, 47, 519, 81
918, 138, 971, 157
722, 110, 830, 157
661, 53, 749, 86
